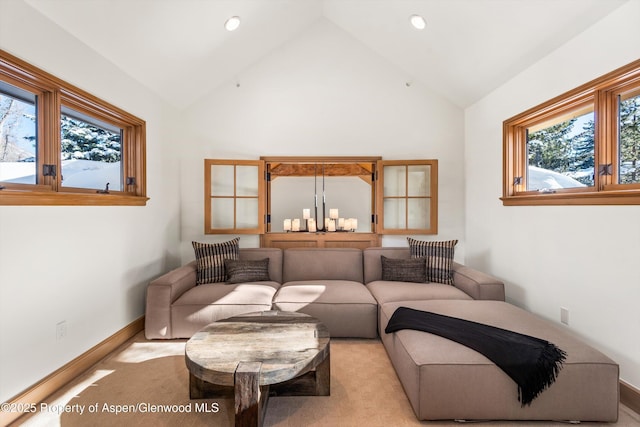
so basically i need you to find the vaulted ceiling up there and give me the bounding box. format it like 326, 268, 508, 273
24, 0, 628, 109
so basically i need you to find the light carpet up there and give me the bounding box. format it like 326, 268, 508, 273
13, 332, 640, 427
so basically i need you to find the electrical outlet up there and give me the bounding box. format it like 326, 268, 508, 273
560, 307, 569, 325
56, 320, 67, 341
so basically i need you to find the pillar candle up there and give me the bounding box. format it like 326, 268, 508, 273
329, 208, 339, 219
284, 219, 292, 231
292, 218, 300, 232
308, 219, 316, 232
303, 208, 311, 219
328, 219, 336, 232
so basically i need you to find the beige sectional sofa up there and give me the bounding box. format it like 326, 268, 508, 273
144, 246, 619, 422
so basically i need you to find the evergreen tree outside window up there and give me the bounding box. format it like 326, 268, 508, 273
618, 90, 640, 184
526, 106, 595, 190
60, 108, 123, 191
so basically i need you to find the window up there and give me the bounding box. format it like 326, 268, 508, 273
204, 157, 438, 236
503, 58, 640, 205
377, 160, 438, 234
0, 49, 147, 205
204, 160, 264, 234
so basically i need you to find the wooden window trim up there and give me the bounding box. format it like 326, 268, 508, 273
205, 156, 439, 237
377, 159, 438, 234
204, 159, 265, 234
0, 49, 147, 206
503, 58, 640, 206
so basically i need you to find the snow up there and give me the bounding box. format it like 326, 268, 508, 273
0, 159, 121, 190
528, 166, 586, 190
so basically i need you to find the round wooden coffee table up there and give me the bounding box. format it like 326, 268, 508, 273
185, 310, 330, 427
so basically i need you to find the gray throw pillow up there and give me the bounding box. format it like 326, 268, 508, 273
380, 255, 426, 283
192, 238, 240, 284
224, 258, 271, 284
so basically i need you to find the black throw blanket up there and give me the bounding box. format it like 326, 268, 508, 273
384, 307, 567, 406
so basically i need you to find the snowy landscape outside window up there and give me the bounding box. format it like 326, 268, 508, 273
60, 108, 123, 191
0, 49, 147, 206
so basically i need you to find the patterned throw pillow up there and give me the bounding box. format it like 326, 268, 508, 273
224, 258, 271, 284
381, 256, 426, 283
192, 238, 240, 284
407, 238, 458, 285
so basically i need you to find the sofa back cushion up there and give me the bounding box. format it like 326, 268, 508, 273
239, 248, 283, 284
282, 248, 363, 283
363, 247, 410, 284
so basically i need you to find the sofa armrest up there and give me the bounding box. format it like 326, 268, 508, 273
452, 262, 505, 301
145, 261, 197, 339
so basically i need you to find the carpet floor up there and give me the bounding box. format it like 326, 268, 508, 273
13, 332, 640, 427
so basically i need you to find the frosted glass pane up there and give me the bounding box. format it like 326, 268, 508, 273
408, 198, 429, 229
383, 166, 406, 197
384, 199, 405, 229
236, 165, 258, 196
408, 165, 430, 197
237, 198, 259, 228
211, 198, 234, 228
211, 165, 234, 196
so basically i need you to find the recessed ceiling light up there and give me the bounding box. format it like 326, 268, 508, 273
410, 14, 426, 30
225, 16, 241, 32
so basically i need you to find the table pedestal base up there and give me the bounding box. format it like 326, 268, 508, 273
190, 353, 330, 426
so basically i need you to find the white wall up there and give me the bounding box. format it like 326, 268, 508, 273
465, 0, 640, 389
179, 18, 465, 260
0, 2, 182, 401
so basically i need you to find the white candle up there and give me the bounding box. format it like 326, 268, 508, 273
325, 218, 330, 229
328, 219, 336, 232
338, 218, 345, 229
308, 219, 316, 232
351, 218, 358, 230
292, 218, 300, 232
329, 208, 339, 219
284, 219, 292, 231
303, 209, 310, 219
344, 218, 352, 231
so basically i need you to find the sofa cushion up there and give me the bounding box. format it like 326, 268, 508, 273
192, 238, 240, 284
381, 255, 426, 283
173, 281, 280, 306
282, 248, 363, 283
224, 258, 270, 284
171, 281, 280, 337
273, 279, 377, 338
367, 280, 472, 307
407, 238, 457, 285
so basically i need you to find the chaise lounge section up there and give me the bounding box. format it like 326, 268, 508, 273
379, 299, 619, 422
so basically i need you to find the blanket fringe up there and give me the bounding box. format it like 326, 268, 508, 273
518, 343, 567, 406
